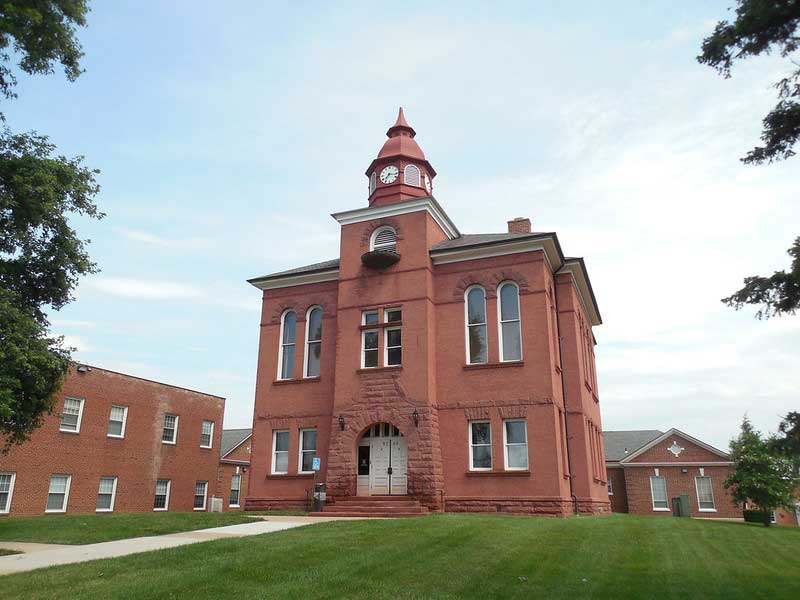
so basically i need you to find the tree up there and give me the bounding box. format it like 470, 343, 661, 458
770, 411, 800, 473
725, 416, 798, 526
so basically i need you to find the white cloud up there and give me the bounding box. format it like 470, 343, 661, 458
116, 228, 211, 250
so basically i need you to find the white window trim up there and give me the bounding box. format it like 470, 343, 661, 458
298, 428, 317, 474
200, 420, 215, 449
96, 476, 118, 513
272, 430, 289, 475
464, 285, 488, 365
384, 326, 402, 367
497, 281, 523, 362
107, 405, 128, 439
0, 472, 16, 514
277, 309, 297, 381
153, 479, 171, 512
502, 419, 528, 471
45, 474, 72, 514
694, 475, 716, 512
193, 481, 208, 511
361, 328, 379, 369
468, 420, 492, 471
162, 414, 179, 445
649, 475, 670, 511
229, 469, 241, 508
607, 479, 614, 496
369, 171, 377, 195
59, 397, 85, 434
370, 226, 397, 252
303, 305, 323, 378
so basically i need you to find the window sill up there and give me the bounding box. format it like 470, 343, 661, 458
360, 320, 403, 331
45, 509, 66, 514
266, 473, 314, 480
652, 508, 671, 512
106, 434, 125, 440
96, 509, 114, 513
193, 507, 206, 511
465, 470, 531, 477
229, 504, 240, 509
59, 429, 80, 435
463, 361, 524, 371
699, 508, 717, 513
153, 508, 168, 512
273, 377, 321, 386
162, 441, 176, 446
357, 366, 402, 374
200, 445, 213, 450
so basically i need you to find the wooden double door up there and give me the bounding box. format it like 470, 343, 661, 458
357, 423, 407, 496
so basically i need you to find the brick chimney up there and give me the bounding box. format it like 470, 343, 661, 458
507, 217, 531, 234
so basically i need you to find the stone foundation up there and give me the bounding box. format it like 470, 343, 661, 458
445, 497, 610, 517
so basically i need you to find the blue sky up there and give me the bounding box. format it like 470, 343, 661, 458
6, 2, 798, 449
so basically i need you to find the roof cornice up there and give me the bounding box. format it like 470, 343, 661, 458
559, 259, 602, 326
430, 234, 563, 271
332, 196, 459, 240
249, 269, 339, 291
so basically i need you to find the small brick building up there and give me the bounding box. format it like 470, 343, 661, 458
245, 109, 609, 517
0, 365, 224, 516
605, 428, 742, 519
216, 428, 251, 511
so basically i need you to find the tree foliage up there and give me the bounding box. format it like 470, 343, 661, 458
698, 1, 800, 164
724, 416, 798, 526
770, 411, 800, 473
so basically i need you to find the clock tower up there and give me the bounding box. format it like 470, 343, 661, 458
365, 108, 437, 207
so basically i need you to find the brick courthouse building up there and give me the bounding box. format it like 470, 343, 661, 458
246, 109, 609, 516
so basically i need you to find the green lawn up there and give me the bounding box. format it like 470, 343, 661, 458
0, 512, 254, 545
2, 514, 799, 599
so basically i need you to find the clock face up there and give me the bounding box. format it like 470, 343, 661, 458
380, 165, 399, 184
424, 174, 432, 194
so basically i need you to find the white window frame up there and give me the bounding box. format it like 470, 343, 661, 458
770, 511, 777, 523
303, 305, 323, 378
59, 397, 85, 434
497, 281, 523, 362
464, 285, 488, 365
468, 420, 493, 471
272, 430, 290, 475
404, 164, 421, 187
370, 226, 397, 252
694, 475, 716, 512
384, 326, 402, 367
502, 419, 528, 471
193, 481, 208, 511
298, 428, 317, 474
650, 474, 670, 511
229, 470, 242, 508
0, 472, 16, 514
277, 309, 297, 380
96, 476, 118, 513
45, 474, 72, 513
107, 405, 128, 439
153, 479, 171, 511
369, 171, 377, 195
162, 414, 179, 445
200, 420, 214, 449
361, 311, 379, 369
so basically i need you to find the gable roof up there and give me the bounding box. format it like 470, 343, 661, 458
604, 430, 663, 462
220, 428, 252, 459
248, 259, 339, 285
619, 428, 730, 463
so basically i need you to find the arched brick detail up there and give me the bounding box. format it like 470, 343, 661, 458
490, 271, 530, 293
453, 276, 494, 301
269, 303, 298, 325
359, 218, 404, 249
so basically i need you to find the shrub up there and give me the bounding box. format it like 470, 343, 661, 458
743, 509, 768, 524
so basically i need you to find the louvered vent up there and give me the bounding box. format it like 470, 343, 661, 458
404, 164, 421, 187
372, 227, 397, 252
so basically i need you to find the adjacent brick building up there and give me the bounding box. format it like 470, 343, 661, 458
245, 109, 609, 517
605, 428, 742, 519
0, 365, 224, 516
216, 428, 251, 511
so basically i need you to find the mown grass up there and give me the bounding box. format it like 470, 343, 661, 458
2, 513, 799, 599
0, 512, 255, 545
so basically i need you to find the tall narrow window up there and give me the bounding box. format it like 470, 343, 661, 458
498, 282, 522, 361
107, 405, 128, 438
60, 397, 84, 433
607, 479, 614, 496
278, 310, 297, 380
46, 475, 71, 513
369, 171, 377, 195
194, 481, 208, 510
304, 306, 323, 378
404, 164, 421, 187
503, 420, 528, 470
469, 421, 492, 470
695, 476, 715, 511
650, 476, 669, 510
299, 429, 317, 473
154, 479, 170, 511
230, 472, 242, 507
465, 286, 488, 364
96, 476, 118, 512
0, 473, 16, 514
384, 307, 402, 366
200, 420, 214, 449
272, 430, 289, 474
362, 310, 379, 368
370, 226, 397, 252
162, 414, 178, 444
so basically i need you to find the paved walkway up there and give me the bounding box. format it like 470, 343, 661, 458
0, 516, 351, 576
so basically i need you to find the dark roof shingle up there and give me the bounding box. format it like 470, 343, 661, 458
430, 232, 552, 251
249, 259, 340, 283
604, 430, 663, 462
220, 428, 252, 458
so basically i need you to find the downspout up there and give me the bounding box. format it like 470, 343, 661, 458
553, 265, 579, 516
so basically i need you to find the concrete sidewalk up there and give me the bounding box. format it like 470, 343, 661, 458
0, 517, 332, 576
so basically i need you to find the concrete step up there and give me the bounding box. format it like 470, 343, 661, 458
308, 511, 427, 518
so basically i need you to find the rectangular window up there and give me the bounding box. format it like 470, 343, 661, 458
230, 473, 241, 507
272, 430, 289, 474
0, 472, 16, 514
162, 414, 178, 444
362, 330, 379, 368
193, 481, 208, 510
60, 397, 84, 433
46, 474, 71, 513
200, 420, 214, 449
154, 479, 171, 511
650, 476, 669, 510
107, 405, 128, 438
695, 476, 715, 511
770, 511, 777, 524
385, 327, 402, 366
607, 479, 614, 495
96, 476, 118, 512
503, 419, 528, 470
363, 310, 379, 326
469, 421, 492, 470
299, 429, 317, 473
385, 308, 402, 323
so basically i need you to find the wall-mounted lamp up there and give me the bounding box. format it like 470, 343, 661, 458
76, 365, 91, 373
338, 415, 345, 431
412, 408, 419, 427
681, 468, 689, 474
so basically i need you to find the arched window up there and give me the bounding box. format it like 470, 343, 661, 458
369, 171, 377, 195
370, 226, 397, 252
304, 306, 323, 378
498, 282, 522, 361
465, 286, 488, 364
404, 164, 421, 187
278, 310, 296, 380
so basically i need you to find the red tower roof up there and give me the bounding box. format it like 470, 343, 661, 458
377, 107, 425, 161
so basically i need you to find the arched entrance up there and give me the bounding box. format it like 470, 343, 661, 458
357, 423, 407, 496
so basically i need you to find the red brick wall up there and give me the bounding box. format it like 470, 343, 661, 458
606, 467, 628, 513
773, 505, 799, 527
215, 437, 251, 511
0, 366, 224, 516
